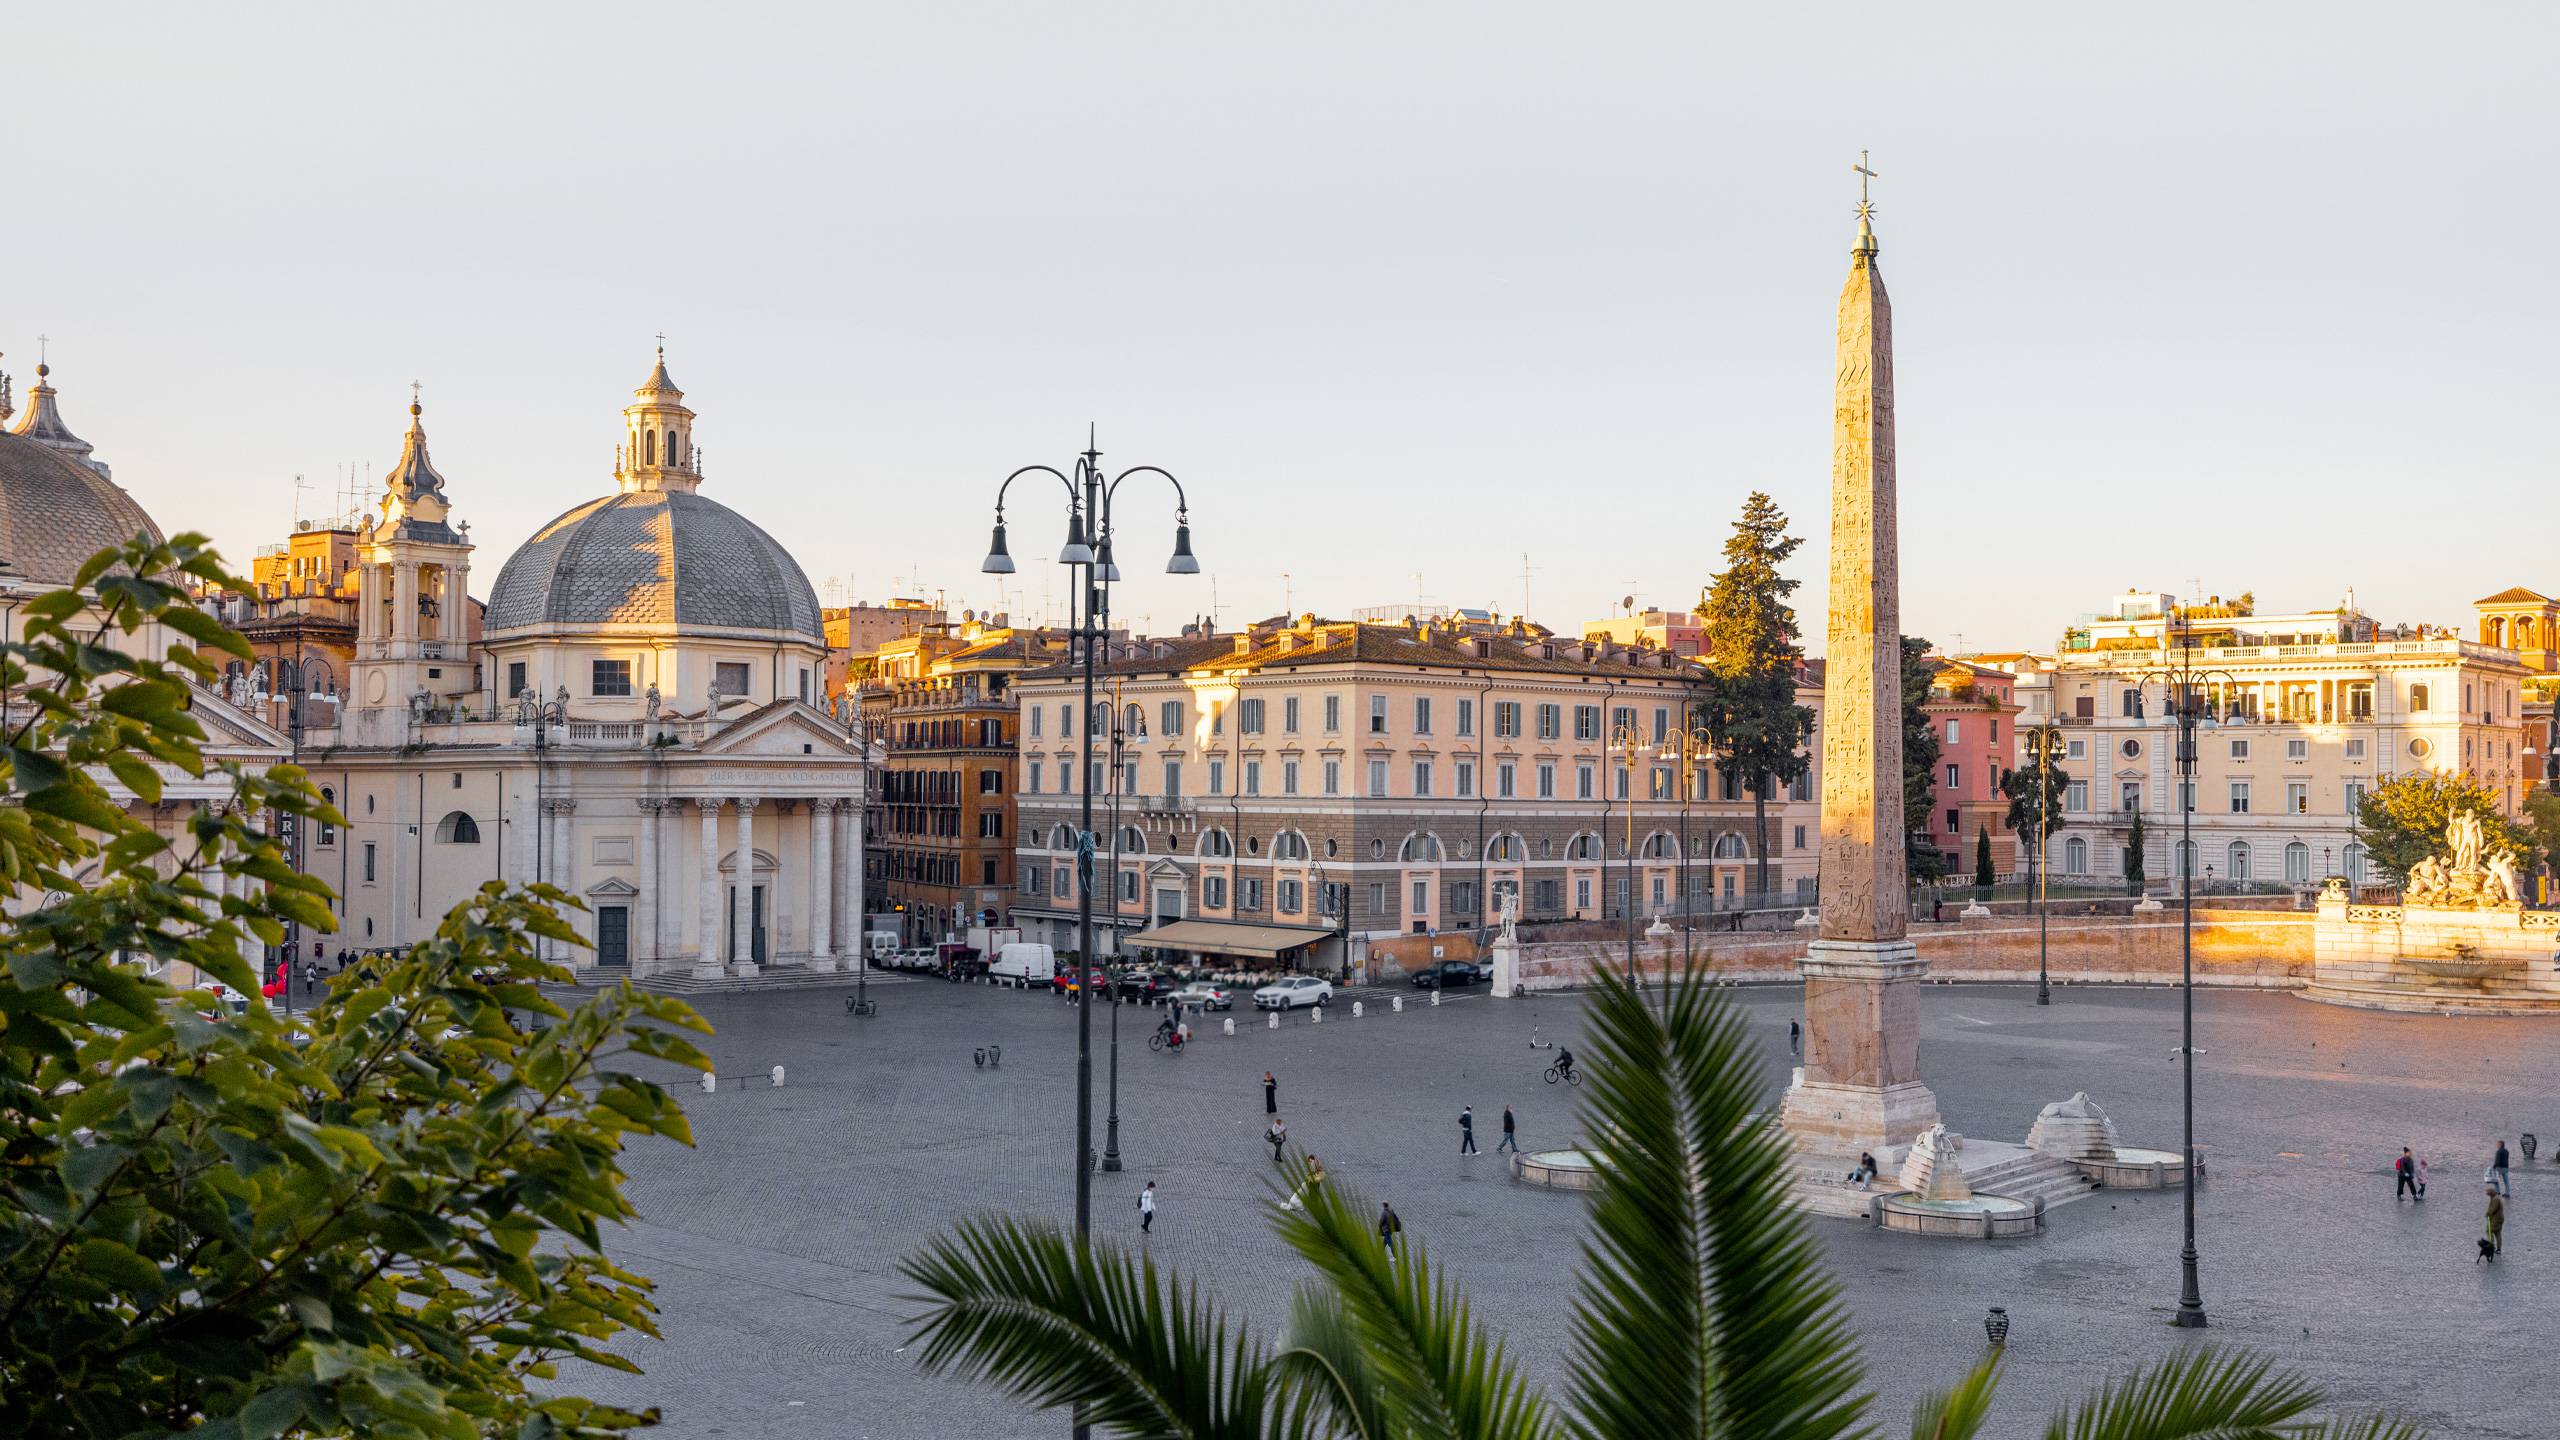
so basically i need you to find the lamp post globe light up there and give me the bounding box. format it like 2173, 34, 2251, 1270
979, 435, 1199, 1421
1605, 710, 1655, 995
2136, 616, 2232, 1332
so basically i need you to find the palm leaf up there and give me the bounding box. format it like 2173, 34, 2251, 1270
1270, 1281, 1391, 1440
1911, 1355, 2001, 1440
899, 1213, 1270, 1440
2039, 1347, 2357, 1440
1564, 967, 1868, 1440
1268, 1159, 1559, 1440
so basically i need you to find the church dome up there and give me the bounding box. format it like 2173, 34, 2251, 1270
0, 428, 163, 588
483, 487, 823, 643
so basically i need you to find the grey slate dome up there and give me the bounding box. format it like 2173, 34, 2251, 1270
0, 430, 162, 587
483, 487, 823, 643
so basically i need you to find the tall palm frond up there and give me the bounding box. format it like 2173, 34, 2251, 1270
1911, 1355, 2001, 1440
900, 1213, 1270, 1440
1268, 1159, 1559, 1440
1271, 1281, 1391, 1440
2040, 1348, 2412, 1440
1565, 968, 1869, 1440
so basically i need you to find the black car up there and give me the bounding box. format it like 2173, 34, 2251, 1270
1409, 960, 1484, 989
1115, 968, 1180, 1002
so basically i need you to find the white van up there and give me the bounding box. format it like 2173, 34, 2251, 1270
987, 942, 1056, 988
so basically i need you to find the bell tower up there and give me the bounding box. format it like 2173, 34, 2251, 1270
351, 391, 476, 730
617, 342, 701, 494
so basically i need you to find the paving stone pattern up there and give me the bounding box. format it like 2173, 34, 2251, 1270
570, 975, 2560, 1439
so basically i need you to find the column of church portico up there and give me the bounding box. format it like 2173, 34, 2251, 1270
694, 799, 723, 979
544, 799, 577, 966
634, 801, 658, 978
730, 798, 759, 975
808, 799, 835, 971
509, 785, 532, 886
841, 801, 863, 962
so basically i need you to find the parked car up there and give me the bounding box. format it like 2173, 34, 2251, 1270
1252, 975, 1333, 1011
1168, 981, 1232, 1012
1409, 959, 1484, 989
1114, 968, 1180, 1002
1051, 966, 1110, 996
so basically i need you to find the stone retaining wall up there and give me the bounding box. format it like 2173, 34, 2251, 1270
1516, 909, 2315, 991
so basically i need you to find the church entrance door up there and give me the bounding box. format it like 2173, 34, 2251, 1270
596, 906, 629, 968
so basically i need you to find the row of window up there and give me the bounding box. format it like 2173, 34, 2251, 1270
1022, 866, 1800, 919
506, 659, 809, 702
1027, 694, 1700, 745
2058, 777, 2368, 817
1023, 751, 1811, 802
2074, 679, 2518, 723
1021, 822, 1780, 863
2051, 836, 2360, 884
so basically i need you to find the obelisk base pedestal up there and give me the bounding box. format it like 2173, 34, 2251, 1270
1779, 938, 1942, 1211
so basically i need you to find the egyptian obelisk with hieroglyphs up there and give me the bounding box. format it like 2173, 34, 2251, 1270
1779, 162, 1944, 1177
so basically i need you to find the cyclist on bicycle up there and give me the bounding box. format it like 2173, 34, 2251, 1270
1156, 1012, 1184, 1049
1553, 1047, 1574, 1078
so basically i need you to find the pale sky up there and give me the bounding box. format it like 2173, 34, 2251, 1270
5, 2, 2550, 654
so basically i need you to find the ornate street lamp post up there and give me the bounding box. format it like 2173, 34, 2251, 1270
1605, 710, 1656, 994
2138, 618, 2231, 1331
980, 435, 1199, 1436
1102, 691, 1129, 1172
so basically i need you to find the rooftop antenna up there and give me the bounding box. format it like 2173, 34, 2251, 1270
291, 472, 314, 526
1520, 552, 1536, 621
1281, 572, 1292, 617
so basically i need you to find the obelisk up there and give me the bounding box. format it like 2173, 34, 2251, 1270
1778, 165, 1943, 1169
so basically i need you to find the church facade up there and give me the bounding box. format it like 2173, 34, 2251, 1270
301, 356, 871, 980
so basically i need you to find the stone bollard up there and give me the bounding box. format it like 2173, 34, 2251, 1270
1352, 1000, 1364, 1018
1393, 994, 1404, 1013
1430, 988, 1441, 1007
770, 1064, 786, 1088
1311, 1005, 1324, 1025
1223, 1017, 1235, 1037
701, 1071, 717, 1094
1269, 1011, 1279, 1030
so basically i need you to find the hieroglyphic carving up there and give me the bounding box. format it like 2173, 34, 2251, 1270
1818, 226, 1904, 944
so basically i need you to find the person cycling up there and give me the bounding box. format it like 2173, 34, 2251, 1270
1552, 1047, 1575, 1079
1155, 1012, 1184, 1048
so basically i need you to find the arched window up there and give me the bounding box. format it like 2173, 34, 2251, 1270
1117, 826, 1146, 854
1123, 703, 1145, 738
1399, 833, 1443, 863
2063, 836, 2088, 874
1641, 832, 1676, 859
1487, 833, 1523, 863
2517, 617, 2539, 650
434, 811, 481, 844
1567, 833, 1601, 862
2284, 841, 2310, 884
1273, 830, 1309, 861
1092, 701, 1112, 732
1711, 833, 1747, 860
1199, 828, 1234, 858
645, 429, 657, 465
2486, 617, 2506, 647
1051, 824, 1077, 850
2226, 841, 2252, 883
318, 788, 337, 846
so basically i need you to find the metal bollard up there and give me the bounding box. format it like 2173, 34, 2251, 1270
701, 1071, 717, 1094
1352, 1000, 1364, 1018
974, 1047, 987, 1069
988, 1044, 1002, 1068
771, 1064, 786, 1088
1393, 994, 1404, 1013
1430, 988, 1441, 1007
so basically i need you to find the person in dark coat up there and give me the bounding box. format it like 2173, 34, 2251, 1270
1377, 1202, 1404, 1257
2492, 1140, 2512, 1196
2395, 1147, 2418, 1200
1264, 1072, 1278, 1115
1459, 1106, 1478, 1156
1497, 1105, 1518, 1154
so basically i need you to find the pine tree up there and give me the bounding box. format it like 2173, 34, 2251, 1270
1974, 825, 1995, 892
2126, 810, 2148, 892
1901, 636, 1947, 883
1695, 493, 1814, 904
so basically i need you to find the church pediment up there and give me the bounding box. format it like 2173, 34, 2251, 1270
1144, 856, 1190, 879
586, 877, 640, 897
694, 700, 865, 759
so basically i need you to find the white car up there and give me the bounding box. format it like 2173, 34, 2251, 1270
1252, 975, 1333, 1011
1169, 981, 1232, 1012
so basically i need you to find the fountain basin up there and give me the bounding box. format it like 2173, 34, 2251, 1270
1511, 1148, 1598, 1191
1874, 1191, 2040, 1239
2077, 1147, 2198, 1189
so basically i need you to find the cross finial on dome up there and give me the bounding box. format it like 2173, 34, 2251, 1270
410, 379, 423, 420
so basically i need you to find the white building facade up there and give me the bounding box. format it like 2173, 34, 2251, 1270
303, 358, 869, 979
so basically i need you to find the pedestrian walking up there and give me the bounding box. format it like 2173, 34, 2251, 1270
1932, 897, 1945, 924
1282, 1156, 1328, 1211
1460, 1106, 1478, 1156
1264, 1071, 1278, 1115
1377, 1202, 1404, 1258
2395, 1147, 2418, 1201
2416, 1153, 2429, 1200
1139, 1182, 1156, 1233
1266, 1117, 1288, 1165
2493, 1140, 2512, 1196
2484, 1184, 2506, 1260
1789, 1020, 1801, 1055
1496, 1105, 1518, 1154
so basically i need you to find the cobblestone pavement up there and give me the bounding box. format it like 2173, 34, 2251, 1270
569, 972, 2560, 1439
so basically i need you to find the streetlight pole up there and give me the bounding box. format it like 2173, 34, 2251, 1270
1607, 712, 1652, 994
2025, 722, 2063, 1006
2139, 621, 2226, 1332
1102, 692, 1126, 1173
981, 436, 1199, 1421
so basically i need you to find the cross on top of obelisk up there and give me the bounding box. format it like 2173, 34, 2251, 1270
1853, 150, 1877, 224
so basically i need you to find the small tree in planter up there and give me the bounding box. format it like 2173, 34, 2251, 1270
1973, 826, 1995, 895
2126, 811, 2149, 896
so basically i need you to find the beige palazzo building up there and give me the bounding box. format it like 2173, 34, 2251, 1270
302, 356, 870, 979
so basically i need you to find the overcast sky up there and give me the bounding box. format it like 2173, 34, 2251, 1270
5, 2, 2549, 654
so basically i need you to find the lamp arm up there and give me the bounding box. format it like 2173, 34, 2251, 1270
991, 464, 1081, 519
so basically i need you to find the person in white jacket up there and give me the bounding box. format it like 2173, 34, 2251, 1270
1139, 1181, 1157, 1233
